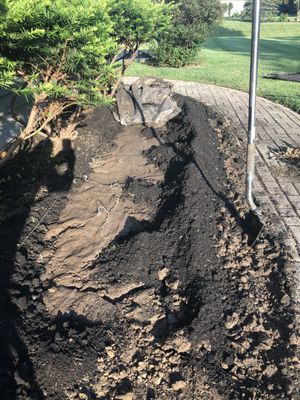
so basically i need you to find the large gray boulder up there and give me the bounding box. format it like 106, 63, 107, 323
115, 77, 181, 128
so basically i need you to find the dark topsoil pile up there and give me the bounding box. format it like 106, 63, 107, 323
0, 96, 298, 400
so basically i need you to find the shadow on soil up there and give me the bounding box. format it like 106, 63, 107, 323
0, 97, 296, 399
133, 92, 253, 237
101, 96, 242, 396
0, 139, 75, 399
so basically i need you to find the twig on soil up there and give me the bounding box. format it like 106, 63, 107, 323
95, 199, 109, 217
100, 197, 120, 236
110, 183, 121, 189
17, 194, 62, 248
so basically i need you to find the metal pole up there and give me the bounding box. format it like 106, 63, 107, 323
246, 0, 261, 213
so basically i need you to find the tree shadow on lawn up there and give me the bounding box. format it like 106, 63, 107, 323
205, 37, 299, 71
214, 25, 246, 38
0, 138, 75, 399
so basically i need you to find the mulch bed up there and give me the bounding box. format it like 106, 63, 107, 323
263, 72, 300, 83
0, 97, 298, 400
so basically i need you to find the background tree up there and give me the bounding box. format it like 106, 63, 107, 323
242, 0, 280, 20
279, 0, 298, 15
150, 0, 223, 67
228, 2, 234, 16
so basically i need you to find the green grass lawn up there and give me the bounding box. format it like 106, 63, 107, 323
127, 21, 300, 113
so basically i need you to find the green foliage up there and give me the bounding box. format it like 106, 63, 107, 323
0, 0, 117, 106
0, 0, 174, 163
279, 0, 298, 15
151, 44, 197, 68
150, 0, 223, 67
109, 0, 172, 53
0, 57, 15, 89
242, 0, 280, 21
0, 0, 173, 105
279, 11, 289, 20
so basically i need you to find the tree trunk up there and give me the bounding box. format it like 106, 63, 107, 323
111, 48, 139, 98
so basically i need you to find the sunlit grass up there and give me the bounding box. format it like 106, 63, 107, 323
128, 21, 300, 112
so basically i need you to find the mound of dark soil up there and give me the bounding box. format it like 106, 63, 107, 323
0, 98, 298, 400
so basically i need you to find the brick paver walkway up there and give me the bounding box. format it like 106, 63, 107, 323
124, 78, 300, 294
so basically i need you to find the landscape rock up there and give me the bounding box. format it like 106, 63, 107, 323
116, 77, 181, 128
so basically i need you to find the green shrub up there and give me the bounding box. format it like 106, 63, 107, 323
108, 0, 172, 93
279, 12, 289, 21
0, 0, 117, 164
109, 0, 172, 53
150, 43, 197, 68
231, 12, 243, 18
0, 0, 173, 164
0, 0, 116, 104
150, 0, 223, 67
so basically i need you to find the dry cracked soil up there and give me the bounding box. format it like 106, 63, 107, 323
0, 96, 299, 400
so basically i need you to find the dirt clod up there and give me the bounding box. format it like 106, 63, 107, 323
158, 267, 170, 281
